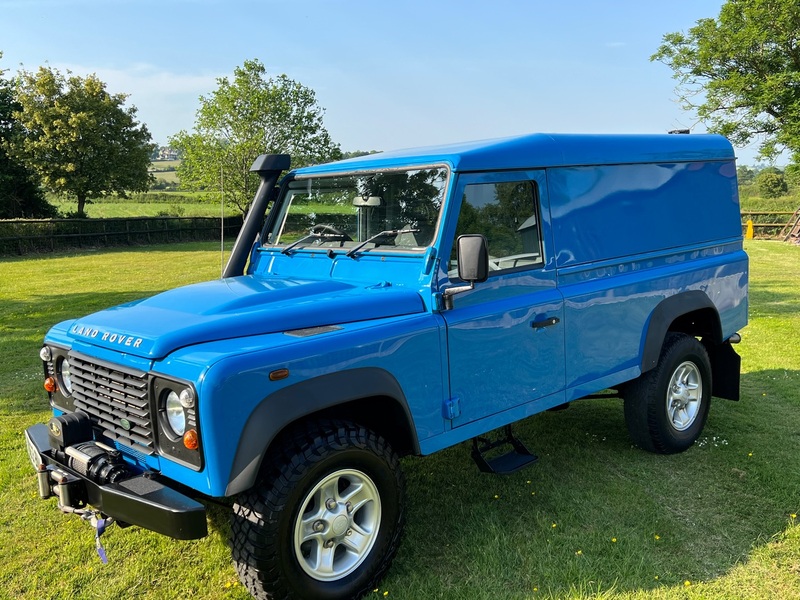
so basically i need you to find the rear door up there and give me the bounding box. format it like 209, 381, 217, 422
441, 170, 565, 427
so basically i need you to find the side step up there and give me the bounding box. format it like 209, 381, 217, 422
471, 425, 538, 474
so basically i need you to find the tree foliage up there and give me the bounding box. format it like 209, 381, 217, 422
652, 0, 800, 160
8, 65, 154, 217
171, 59, 341, 213
0, 55, 56, 219
756, 170, 789, 198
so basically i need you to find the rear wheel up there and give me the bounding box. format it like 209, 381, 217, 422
624, 333, 711, 453
231, 420, 404, 600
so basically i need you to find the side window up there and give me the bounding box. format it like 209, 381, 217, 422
452, 180, 542, 274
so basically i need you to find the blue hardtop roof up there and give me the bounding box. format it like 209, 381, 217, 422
293, 133, 735, 176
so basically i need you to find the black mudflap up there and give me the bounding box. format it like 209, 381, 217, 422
471, 425, 538, 474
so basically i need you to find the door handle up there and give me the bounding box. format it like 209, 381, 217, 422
531, 316, 560, 329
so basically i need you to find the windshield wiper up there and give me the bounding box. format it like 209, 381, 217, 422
280, 232, 320, 254
280, 232, 349, 254
345, 229, 419, 258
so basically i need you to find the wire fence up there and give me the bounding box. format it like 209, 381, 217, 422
0, 216, 244, 256
0, 211, 794, 256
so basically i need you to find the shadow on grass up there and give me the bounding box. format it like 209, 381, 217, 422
4, 267, 797, 596
380, 370, 800, 597
748, 286, 800, 315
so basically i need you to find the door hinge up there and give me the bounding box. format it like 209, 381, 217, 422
443, 396, 461, 420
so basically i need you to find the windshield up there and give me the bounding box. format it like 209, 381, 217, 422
265, 167, 448, 254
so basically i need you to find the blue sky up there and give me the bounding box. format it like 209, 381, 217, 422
0, 0, 767, 164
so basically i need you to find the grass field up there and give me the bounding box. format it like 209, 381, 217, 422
150, 160, 181, 185
0, 241, 798, 600
48, 196, 359, 219
48, 193, 237, 218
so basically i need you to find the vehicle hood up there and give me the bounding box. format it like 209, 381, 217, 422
64, 275, 425, 359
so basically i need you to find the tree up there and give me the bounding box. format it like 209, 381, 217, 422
0, 54, 56, 219
652, 0, 800, 160
9, 65, 155, 217
736, 165, 757, 185
785, 162, 800, 187
756, 170, 788, 197
171, 59, 341, 213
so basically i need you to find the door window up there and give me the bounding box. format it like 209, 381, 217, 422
452, 180, 543, 275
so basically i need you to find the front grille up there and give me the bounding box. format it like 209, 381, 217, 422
68, 352, 154, 455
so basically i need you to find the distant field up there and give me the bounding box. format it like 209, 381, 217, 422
149, 160, 182, 185
48, 192, 238, 218
151, 159, 181, 171
47, 195, 355, 219
151, 170, 180, 184
32, 160, 800, 222
48, 201, 234, 218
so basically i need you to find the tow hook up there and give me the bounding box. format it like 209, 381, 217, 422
59, 504, 115, 564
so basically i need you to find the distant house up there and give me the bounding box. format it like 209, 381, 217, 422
157, 147, 179, 161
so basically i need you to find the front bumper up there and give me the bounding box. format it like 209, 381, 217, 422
24, 423, 208, 540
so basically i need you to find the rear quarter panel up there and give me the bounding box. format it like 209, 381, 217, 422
546, 160, 747, 397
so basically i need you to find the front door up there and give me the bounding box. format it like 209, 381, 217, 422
441, 171, 565, 427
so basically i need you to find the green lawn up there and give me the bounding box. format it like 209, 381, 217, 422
46, 195, 351, 219
0, 241, 798, 600
48, 194, 236, 218
151, 170, 180, 184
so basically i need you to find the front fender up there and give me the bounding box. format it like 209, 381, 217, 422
224, 367, 417, 496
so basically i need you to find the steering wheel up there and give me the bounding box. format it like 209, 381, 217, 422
310, 224, 352, 241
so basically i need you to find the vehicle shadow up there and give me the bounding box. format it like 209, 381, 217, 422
385, 369, 799, 597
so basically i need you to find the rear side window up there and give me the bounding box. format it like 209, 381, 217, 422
452, 180, 543, 274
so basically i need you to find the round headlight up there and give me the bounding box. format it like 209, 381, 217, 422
165, 390, 186, 436
40, 346, 52, 362
59, 357, 73, 395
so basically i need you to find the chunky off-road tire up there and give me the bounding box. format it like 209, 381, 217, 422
231, 420, 405, 600
624, 333, 712, 454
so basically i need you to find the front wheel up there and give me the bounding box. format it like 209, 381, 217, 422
624, 333, 712, 454
231, 421, 404, 600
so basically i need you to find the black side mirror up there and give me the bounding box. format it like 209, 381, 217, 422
457, 234, 489, 283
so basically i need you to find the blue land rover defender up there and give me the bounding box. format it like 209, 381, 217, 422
25, 133, 748, 600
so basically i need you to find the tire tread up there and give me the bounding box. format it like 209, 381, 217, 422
231, 420, 404, 600
624, 333, 711, 454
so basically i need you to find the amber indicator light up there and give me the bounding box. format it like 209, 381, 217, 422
43, 377, 57, 393
269, 368, 290, 381
183, 429, 199, 450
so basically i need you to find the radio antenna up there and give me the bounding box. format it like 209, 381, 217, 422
220, 165, 224, 278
